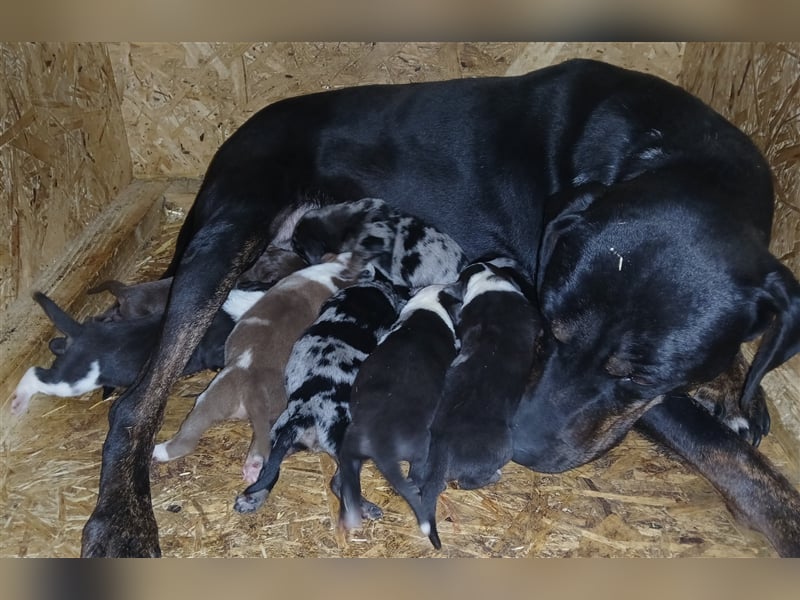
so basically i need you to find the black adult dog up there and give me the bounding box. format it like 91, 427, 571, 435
80, 58, 800, 557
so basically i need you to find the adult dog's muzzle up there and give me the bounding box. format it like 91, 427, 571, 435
511, 347, 663, 473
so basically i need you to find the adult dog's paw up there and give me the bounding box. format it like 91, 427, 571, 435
689, 352, 770, 446
81, 500, 161, 558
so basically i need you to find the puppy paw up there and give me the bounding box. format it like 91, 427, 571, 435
360, 498, 384, 521
242, 457, 264, 484
152, 443, 171, 462
233, 489, 268, 514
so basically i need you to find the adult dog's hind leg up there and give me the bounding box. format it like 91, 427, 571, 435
81, 204, 282, 558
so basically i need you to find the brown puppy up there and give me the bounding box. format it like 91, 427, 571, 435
152, 252, 363, 482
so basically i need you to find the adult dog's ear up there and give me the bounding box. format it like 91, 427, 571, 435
742, 262, 800, 414
536, 183, 605, 292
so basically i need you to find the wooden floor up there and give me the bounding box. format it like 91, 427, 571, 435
2, 194, 798, 558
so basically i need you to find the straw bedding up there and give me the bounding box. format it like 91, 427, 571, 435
2, 201, 796, 557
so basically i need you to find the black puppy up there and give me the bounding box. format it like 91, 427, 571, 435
232, 268, 403, 517
81, 59, 800, 558
9, 291, 249, 415
416, 259, 540, 549
337, 282, 460, 531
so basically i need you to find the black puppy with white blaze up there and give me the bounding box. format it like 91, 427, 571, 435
417, 258, 540, 549
337, 282, 460, 531
233, 268, 403, 517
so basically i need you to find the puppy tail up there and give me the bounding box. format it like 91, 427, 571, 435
241, 426, 294, 495
233, 425, 297, 514
372, 457, 430, 534
33, 292, 83, 338
337, 443, 365, 530
419, 480, 443, 550
417, 455, 448, 550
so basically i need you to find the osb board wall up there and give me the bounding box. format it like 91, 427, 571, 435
106, 42, 684, 179
680, 42, 800, 454
0, 42, 133, 314
680, 43, 800, 277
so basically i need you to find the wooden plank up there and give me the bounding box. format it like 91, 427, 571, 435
0, 178, 168, 405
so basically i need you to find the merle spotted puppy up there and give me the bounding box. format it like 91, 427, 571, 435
337, 282, 460, 531
233, 267, 404, 517
416, 258, 541, 549
292, 198, 467, 289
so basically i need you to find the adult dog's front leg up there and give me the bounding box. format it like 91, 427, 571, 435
81, 213, 271, 557
636, 394, 800, 557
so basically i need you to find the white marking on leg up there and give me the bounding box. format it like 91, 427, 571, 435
152, 443, 171, 462
727, 416, 750, 434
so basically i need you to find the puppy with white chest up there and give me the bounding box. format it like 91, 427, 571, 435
153, 252, 364, 483
417, 258, 541, 549
337, 283, 461, 531
233, 268, 404, 519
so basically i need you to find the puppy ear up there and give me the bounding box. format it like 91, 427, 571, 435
536, 184, 605, 292
438, 285, 463, 325
48, 337, 67, 355
742, 262, 800, 410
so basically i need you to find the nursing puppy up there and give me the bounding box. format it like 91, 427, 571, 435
417, 259, 540, 549
291, 198, 467, 289
9, 283, 287, 416
10, 293, 240, 416
152, 252, 363, 483
10, 248, 306, 416
233, 269, 403, 517
337, 283, 460, 531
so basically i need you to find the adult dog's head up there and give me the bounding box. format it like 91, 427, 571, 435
513, 171, 800, 473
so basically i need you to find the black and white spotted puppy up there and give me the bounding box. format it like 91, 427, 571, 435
416, 258, 541, 549
233, 267, 404, 517
337, 283, 461, 531
291, 198, 467, 289
9, 288, 266, 416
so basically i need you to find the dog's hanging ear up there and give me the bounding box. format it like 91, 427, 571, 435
741, 262, 800, 411
536, 183, 605, 292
